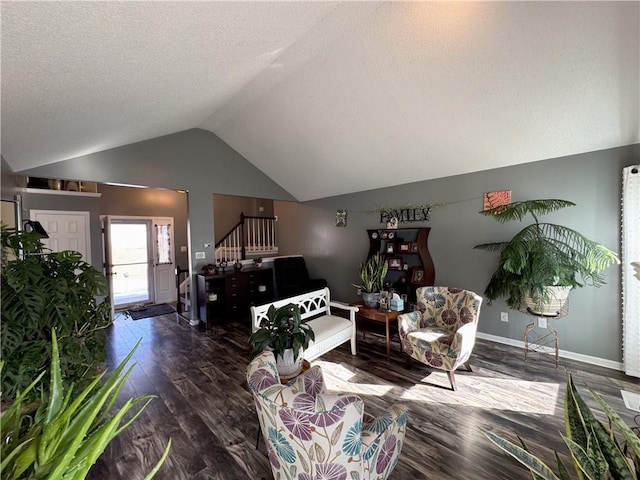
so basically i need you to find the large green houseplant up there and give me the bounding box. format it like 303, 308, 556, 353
249, 303, 315, 378
1, 225, 111, 401
481, 373, 639, 479
352, 252, 388, 307
474, 199, 619, 314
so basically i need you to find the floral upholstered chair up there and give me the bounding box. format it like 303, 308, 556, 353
398, 286, 483, 391
247, 351, 408, 480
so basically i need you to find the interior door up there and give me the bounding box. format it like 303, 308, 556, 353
30, 210, 91, 261
153, 217, 177, 304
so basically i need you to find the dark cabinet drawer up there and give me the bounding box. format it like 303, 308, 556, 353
227, 290, 249, 306
197, 268, 274, 325
227, 278, 249, 289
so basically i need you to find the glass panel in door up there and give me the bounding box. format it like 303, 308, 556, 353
110, 222, 152, 307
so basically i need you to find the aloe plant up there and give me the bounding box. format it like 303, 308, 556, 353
0, 330, 171, 479
481, 373, 639, 479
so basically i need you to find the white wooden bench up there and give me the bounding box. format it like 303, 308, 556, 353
250, 287, 359, 361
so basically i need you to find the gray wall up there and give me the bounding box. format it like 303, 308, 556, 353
213, 194, 274, 243
97, 184, 189, 268
275, 144, 640, 362
20, 129, 296, 320
1, 157, 24, 201
21, 192, 103, 270
20, 128, 295, 271
16, 125, 638, 350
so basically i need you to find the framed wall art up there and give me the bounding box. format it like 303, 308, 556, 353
335, 209, 347, 227
398, 242, 412, 253
483, 190, 512, 211
410, 267, 428, 285
387, 256, 402, 270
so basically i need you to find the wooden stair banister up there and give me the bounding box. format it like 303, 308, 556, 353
215, 213, 278, 262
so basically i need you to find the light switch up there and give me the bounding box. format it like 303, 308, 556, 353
195, 252, 205, 259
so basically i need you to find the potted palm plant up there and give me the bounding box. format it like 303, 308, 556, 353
352, 252, 389, 307
249, 303, 315, 378
474, 199, 619, 315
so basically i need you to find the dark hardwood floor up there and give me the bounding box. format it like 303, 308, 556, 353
88, 312, 639, 480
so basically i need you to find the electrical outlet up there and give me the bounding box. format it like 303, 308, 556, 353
356, 287, 362, 296
195, 251, 205, 259
538, 317, 548, 329
500, 312, 509, 322
180, 246, 187, 252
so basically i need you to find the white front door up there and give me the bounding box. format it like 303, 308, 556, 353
30, 210, 91, 261
103, 215, 176, 308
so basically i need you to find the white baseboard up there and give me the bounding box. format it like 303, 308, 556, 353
476, 332, 623, 371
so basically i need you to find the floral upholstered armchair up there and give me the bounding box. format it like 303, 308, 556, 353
398, 286, 483, 391
247, 351, 408, 480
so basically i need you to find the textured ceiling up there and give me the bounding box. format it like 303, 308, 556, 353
2, 2, 638, 201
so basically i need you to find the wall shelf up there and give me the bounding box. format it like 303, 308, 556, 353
25, 188, 101, 198
366, 227, 435, 303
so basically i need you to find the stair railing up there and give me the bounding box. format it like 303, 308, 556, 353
215, 213, 278, 263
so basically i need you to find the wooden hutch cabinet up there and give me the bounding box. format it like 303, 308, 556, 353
366, 227, 435, 302
197, 267, 274, 327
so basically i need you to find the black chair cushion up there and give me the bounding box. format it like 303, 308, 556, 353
274, 257, 327, 298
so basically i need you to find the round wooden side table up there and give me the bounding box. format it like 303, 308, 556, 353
280, 359, 311, 384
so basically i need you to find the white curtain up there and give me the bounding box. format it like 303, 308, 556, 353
622, 165, 640, 377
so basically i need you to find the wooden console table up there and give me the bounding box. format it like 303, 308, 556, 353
354, 305, 403, 361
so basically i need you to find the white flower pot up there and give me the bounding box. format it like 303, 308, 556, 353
275, 348, 304, 378
524, 286, 572, 316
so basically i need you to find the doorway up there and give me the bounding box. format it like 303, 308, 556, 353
103, 216, 176, 309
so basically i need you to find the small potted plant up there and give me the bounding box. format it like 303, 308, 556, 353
201, 263, 217, 276
474, 199, 619, 314
352, 252, 389, 307
249, 303, 315, 378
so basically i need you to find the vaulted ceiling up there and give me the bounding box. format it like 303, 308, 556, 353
2, 2, 638, 201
